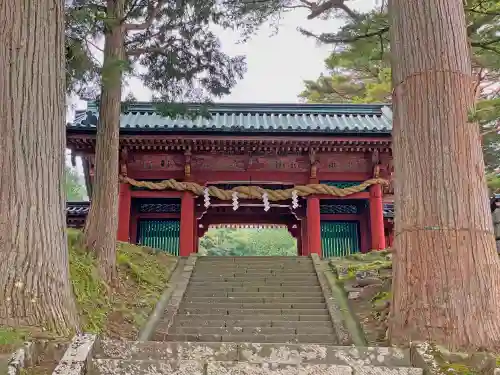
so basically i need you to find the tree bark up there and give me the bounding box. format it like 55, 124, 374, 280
389, 0, 500, 351
0, 0, 79, 335
84, 0, 125, 285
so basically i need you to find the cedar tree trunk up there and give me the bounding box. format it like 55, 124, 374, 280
389, 0, 500, 350
0, 0, 79, 334
84, 0, 125, 285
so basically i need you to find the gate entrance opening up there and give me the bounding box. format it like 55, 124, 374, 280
198, 225, 297, 257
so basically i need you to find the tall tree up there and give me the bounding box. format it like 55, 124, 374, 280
0, 0, 79, 334
389, 0, 500, 350
66, 0, 246, 283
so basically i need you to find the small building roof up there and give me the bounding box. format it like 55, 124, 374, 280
65, 201, 397, 218
69, 101, 392, 135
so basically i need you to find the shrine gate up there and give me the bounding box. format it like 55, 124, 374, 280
67, 102, 394, 257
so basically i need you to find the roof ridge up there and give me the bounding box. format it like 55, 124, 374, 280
82, 100, 390, 115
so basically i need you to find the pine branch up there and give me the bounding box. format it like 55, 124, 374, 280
123, 0, 168, 31
126, 46, 163, 56
307, 0, 359, 20
299, 26, 389, 44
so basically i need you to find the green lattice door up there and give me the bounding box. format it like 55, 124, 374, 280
321, 221, 360, 258
138, 219, 180, 256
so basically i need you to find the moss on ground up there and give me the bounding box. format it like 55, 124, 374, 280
329, 250, 392, 280
0, 327, 32, 354
68, 229, 177, 337
1, 229, 177, 372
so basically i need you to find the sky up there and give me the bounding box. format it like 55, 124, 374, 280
74, 0, 377, 110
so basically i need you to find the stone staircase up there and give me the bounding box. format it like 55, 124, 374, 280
157, 256, 337, 344
85, 255, 424, 374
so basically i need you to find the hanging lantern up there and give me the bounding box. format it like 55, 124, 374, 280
263, 192, 270, 211
232, 191, 239, 210
203, 187, 210, 208
291, 190, 298, 209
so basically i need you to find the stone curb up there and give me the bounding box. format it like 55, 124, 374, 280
323, 268, 368, 347
311, 254, 352, 346
137, 257, 185, 341
152, 253, 198, 337
6, 341, 37, 375
52, 334, 97, 375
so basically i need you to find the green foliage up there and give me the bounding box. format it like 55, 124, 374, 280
299, 1, 500, 169
65, 0, 249, 102
199, 228, 297, 256
65, 166, 87, 202
486, 173, 500, 192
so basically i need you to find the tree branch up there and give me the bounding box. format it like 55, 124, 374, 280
307, 0, 359, 20
299, 26, 389, 44
123, 0, 167, 31
126, 46, 163, 56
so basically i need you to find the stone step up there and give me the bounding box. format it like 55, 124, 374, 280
96, 340, 413, 368
189, 278, 319, 284
193, 267, 316, 276
194, 264, 315, 269
192, 269, 315, 274
184, 285, 323, 293
194, 263, 314, 267
170, 318, 334, 329
180, 302, 327, 309
188, 280, 321, 287
167, 325, 334, 336
171, 313, 332, 322
191, 273, 318, 281
193, 268, 316, 273
164, 333, 337, 344
196, 256, 312, 261
183, 291, 325, 298
178, 306, 330, 315
92, 358, 423, 375
183, 297, 326, 304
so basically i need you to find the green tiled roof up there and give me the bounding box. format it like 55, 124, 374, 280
69, 101, 392, 134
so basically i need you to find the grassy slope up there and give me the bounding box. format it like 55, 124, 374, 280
0, 229, 177, 351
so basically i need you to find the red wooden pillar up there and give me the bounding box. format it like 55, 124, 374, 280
307, 196, 322, 256
359, 214, 370, 253
369, 184, 386, 250
300, 219, 309, 256
117, 182, 131, 242
193, 220, 199, 253
180, 192, 195, 256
